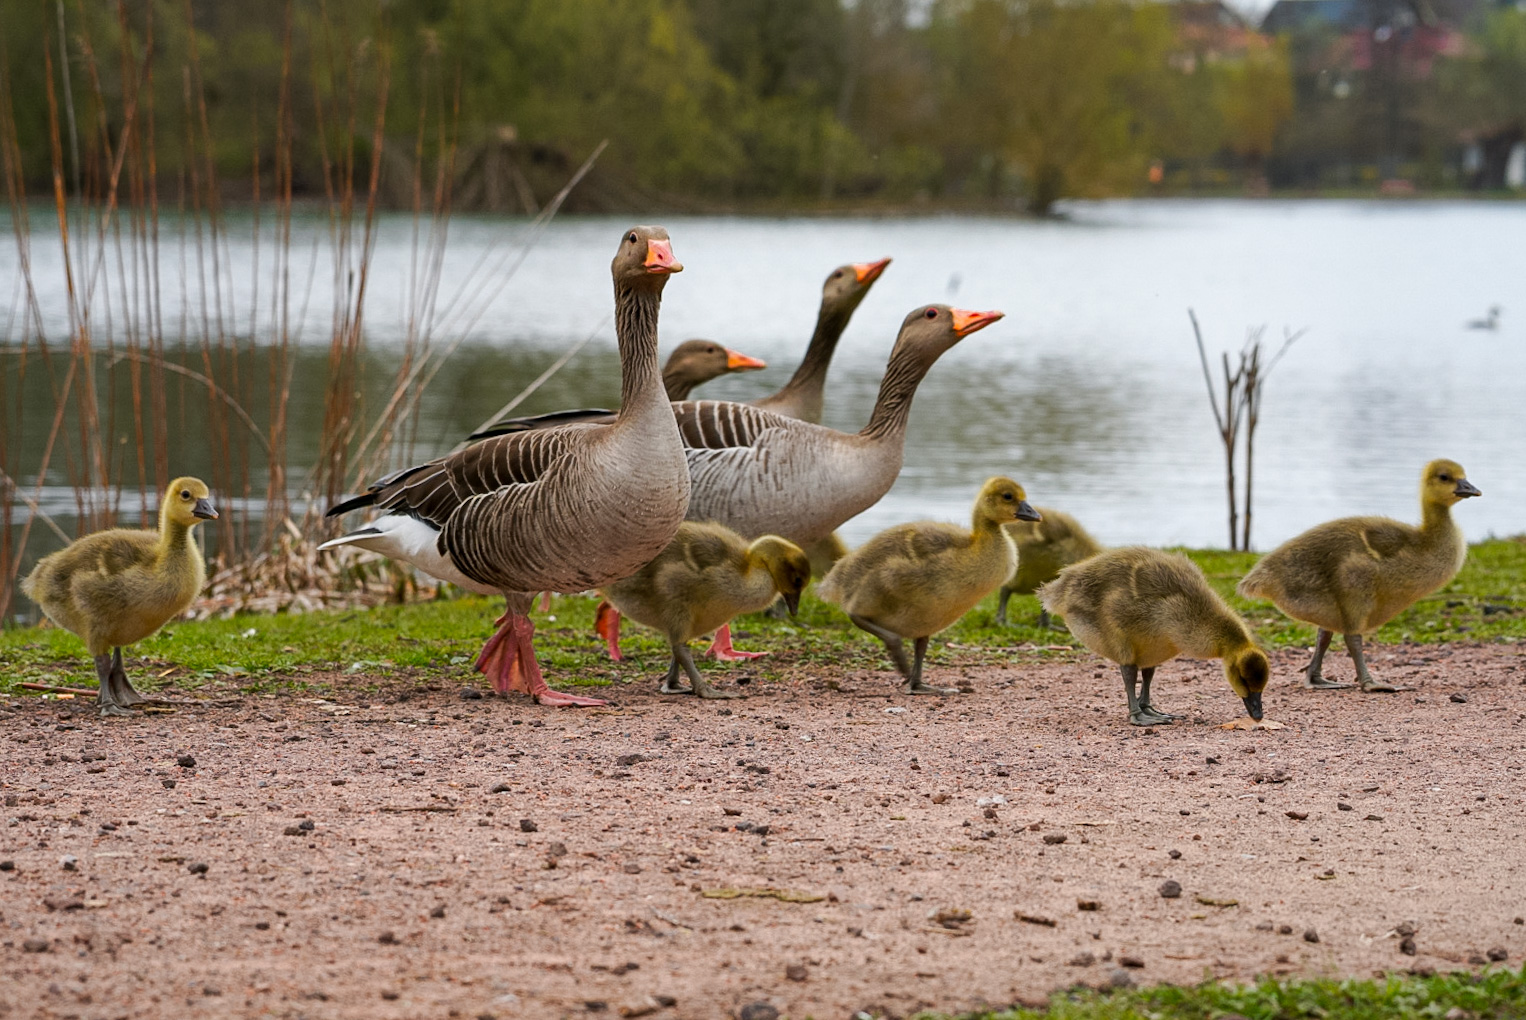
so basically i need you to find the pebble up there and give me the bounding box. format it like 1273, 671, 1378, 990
1119, 954, 1144, 968
1168, 849, 1182, 860
722, 807, 742, 816
1076, 899, 1100, 912
931, 793, 949, 804
460, 689, 483, 700
490, 783, 511, 794
1400, 936, 1417, 955
60, 855, 78, 871
1487, 947, 1509, 962
1304, 928, 1320, 943
785, 963, 807, 981
1278, 924, 1293, 935
177, 754, 197, 768
1450, 693, 1469, 704
378, 931, 399, 945
187, 861, 209, 875
162, 779, 177, 790
1396, 921, 1416, 936
0, 860, 13, 872
623, 863, 641, 875
738, 1004, 779, 1020
1106, 968, 1134, 989
1042, 833, 1067, 845
520, 819, 538, 833
1286, 811, 1308, 820
1338, 802, 1353, 811
22, 939, 49, 953
1364, 814, 1384, 822
430, 905, 446, 919
1067, 951, 1095, 966
1158, 880, 1182, 899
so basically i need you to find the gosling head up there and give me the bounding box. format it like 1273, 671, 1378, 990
820, 258, 891, 319
749, 536, 812, 617
162, 477, 218, 528
1421, 459, 1481, 506
665, 339, 766, 384
976, 477, 1042, 526
613, 225, 682, 289
1224, 645, 1271, 720
891, 304, 1004, 366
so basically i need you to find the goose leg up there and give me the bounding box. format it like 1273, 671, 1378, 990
93, 654, 133, 717
1121, 664, 1158, 726
995, 589, 1012, 626
1303, 628, 1352, 689
704, 623, 767, 661
1135, 666, 1180, 723
906, 635, 959, 696
594, 600, 624, 661
676, 644, 741, 700
658, 651, 691, 695
476, 604, 606, 707
1348, 633, 1409, 692
848, 613, 913, 683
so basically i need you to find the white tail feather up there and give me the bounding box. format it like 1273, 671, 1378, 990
318, 516, 499, 596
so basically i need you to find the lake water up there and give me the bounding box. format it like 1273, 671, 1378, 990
6, 199, 1524, 601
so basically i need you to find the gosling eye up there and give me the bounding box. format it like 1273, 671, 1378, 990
1001, 492, 1014, 501
180, 489, 191, 500
1438, 473, 1452, 483
924, 308, 938, 319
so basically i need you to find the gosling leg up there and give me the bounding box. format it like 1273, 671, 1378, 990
847, 614, 915, 690
93, 654, 133, 717
1348, 632, 1409, 692
675, 644, 741, 700
1135, 666, 1181, 723
906, 635, 960, 696
995, 589, 1012, 626
658, 653, 691, 695
1303, 628, 1352, 689
1121, 664, 1159, 727
1038, 608, 1059, 630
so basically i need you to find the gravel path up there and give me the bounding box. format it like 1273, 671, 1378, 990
2, 642, 1523, 1019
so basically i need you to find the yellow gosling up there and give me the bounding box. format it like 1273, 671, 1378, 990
997, 507, 1104, 627
1040, 547, 1270, 726
818, 477, 1040, 695
21, 478, 218, 716
599, 523, 811, 699
1238, 458, 1481, 693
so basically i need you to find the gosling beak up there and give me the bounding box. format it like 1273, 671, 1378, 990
783, 590, 801, 617
725, 348, 767, 371
1453, 479, 1481, 498
853, 257, 892, 285
643, 239, 682, 275
1015, 500, 1042, 523
949, 308, 1004, 337
192, 498, 219, 521
1242, 691, 1264, 721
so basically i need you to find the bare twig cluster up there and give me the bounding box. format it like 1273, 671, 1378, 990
1189, 309, 1305, 551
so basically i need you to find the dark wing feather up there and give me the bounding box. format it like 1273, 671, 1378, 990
467, 407, 616, 440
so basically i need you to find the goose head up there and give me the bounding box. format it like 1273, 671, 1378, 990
1224, 645, 1271, 720
1422, 459, 1481, 506
664, 340, 767, 388
162, 476, 218, 528
890, 304, 1004, 368
820, 258, 892, 319
614, 226, 682, 290
976, 476, 1042, 526
748, 535, 812, 617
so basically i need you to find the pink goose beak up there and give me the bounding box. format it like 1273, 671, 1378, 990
644, 239, 683, 275
725, 348, 767, 371
950, 308, 1004, 337
853, 257, 892, 285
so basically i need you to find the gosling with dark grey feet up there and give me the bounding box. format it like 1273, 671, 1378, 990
1040, 547, 1269, 726
818, 477, 1040, 695
1237, 458, 1480, 693
997, 508, 1103, 627
21, 478, 218, 716
599, 523, 811, 699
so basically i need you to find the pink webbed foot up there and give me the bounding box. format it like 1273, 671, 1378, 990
476, 606, 605, 707
594, 599, 624, 661
536, 688, 608, 707
704, 623, 768, 661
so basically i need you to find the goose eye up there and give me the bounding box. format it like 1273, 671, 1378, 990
627, 232, 638, 244
924, 308, 938, 319
832, 270, 843, 279
180, 489, 191, 500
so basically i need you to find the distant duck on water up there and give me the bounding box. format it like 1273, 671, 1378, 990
1466, 306, 1500, 331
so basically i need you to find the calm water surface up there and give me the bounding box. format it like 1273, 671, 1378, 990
7, 199, 1524, 582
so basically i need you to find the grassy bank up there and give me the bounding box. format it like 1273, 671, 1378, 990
937, 965, 1526, 1019
1, 538, 1522, 700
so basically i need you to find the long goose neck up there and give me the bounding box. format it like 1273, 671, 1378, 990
770, 303, 851, 412
614, 282, 666, 419
860, 343, 933, 442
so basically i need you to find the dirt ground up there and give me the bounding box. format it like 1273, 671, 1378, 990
2, 642, 1524, 1020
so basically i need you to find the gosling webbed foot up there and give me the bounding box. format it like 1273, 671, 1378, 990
1138, 706, 1182, 722
1128, 709, 1169, 726
1303, 672, 1354, 690
1359, 678, 1412, 693
901, 679, 960, 696
98, 702, 135, 718
694, 683, 743, 700
658, 679, 694, 695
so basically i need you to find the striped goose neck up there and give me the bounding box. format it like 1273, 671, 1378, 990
860, 344, 935, 442
769, 302, 852, 409
614, 282, 665, 418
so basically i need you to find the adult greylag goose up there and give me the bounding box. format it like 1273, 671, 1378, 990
818, 477, 1040, 694
321, 226, 690, 707
1040, 547, 1270, 726
663, 340, 767, 400
1237, 459, 1480, 693
22, 478, 218, 716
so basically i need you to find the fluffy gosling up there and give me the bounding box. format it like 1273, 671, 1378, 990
22, 478, 218, 716
997, 507, 1103, 627
1040, 546, 1269, 726
818, 477, 1040, 695
1237, 458, 1480, 692
598, 523, 810, 699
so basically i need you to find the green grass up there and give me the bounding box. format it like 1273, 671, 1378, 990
3, 538, 1523, 700
919, 965, 1526, 1019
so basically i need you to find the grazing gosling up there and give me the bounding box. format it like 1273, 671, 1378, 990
1237, 458, 1481, 693
997, 508, 1103, 627
1040, 547, 1269, 726
819, 477, 1040, 695
599, 523, 811, 699
21, 478, 218, 716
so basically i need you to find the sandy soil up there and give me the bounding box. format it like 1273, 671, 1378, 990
2, 641, 1524, 1020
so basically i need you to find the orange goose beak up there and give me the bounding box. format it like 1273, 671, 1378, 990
853, 257, 892, 285
644, 239, 683, 275
724, 348, 767, 371
949, 308, 1004, 337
